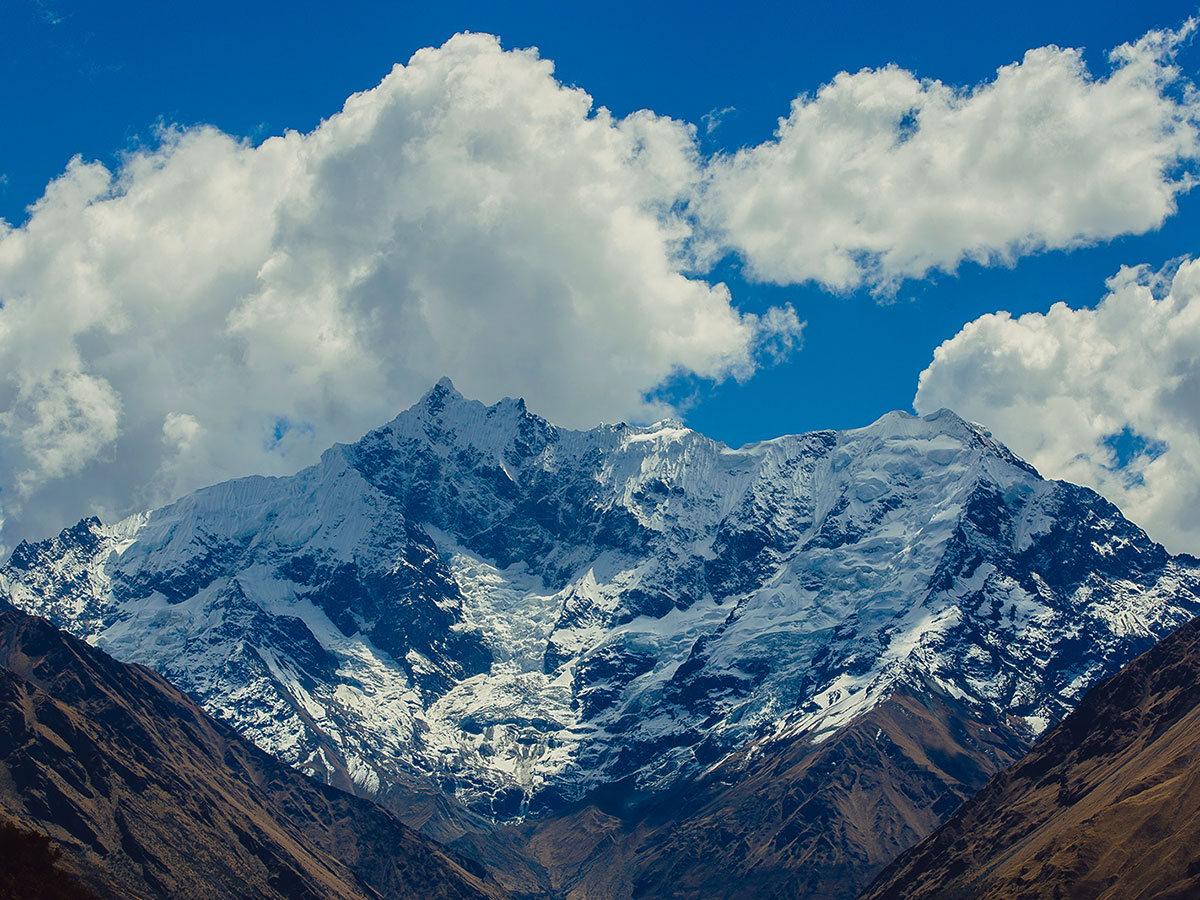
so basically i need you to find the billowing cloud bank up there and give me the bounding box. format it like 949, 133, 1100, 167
0, 34, 802, 548
703, 23, 1200, 293
916, 258, 1200, 554
1, 25, 1199, 550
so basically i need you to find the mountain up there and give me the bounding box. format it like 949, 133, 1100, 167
0, 607, 503, 900
3, 379, 1199, 897
860, 611, 1200, 900
505, 679, 1029, 900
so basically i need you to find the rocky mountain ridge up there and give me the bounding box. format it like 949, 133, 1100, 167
3, 378, 1197, 837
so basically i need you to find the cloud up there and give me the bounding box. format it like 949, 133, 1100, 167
702, 21, 1200, 293
0, 33, 799, 551
915, 257, 1200, 554
30, 0, 65, 26
701, 106, 736, 135
3, 24, 1199, 554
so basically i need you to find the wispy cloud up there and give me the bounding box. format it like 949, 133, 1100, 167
701, 105, 736, 134
30, 0, 64, 26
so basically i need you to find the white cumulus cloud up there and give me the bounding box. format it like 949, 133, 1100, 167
703, 21, 1200, 293
915, 257, 1200, 554
3, 24, 1200, 554
0, 33, 798, 551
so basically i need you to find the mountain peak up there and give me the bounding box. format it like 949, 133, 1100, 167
419, 376, 465, 413
853, 406, 970, 436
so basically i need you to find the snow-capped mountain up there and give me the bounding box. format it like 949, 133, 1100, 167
3, 379, 1198, 823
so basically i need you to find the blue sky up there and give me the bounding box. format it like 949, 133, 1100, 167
3, 0, 1200, 552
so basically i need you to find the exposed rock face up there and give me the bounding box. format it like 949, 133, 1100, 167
0, 608, 504, 900
4, 380, 1199, 897
860, 612, 1200, 900
508, 678, 1030, 900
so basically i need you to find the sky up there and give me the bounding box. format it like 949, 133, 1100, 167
2, 0, 1200, 555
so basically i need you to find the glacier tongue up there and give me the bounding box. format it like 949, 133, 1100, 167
3, 381, 1199, 820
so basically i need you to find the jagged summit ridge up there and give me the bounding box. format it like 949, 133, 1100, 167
2, 383, 1198, 822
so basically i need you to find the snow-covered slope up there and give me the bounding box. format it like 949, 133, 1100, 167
3, 379, 1198, 820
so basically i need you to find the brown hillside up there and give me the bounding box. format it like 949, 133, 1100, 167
0, 608, 507, 900
861, 614, 1200, 900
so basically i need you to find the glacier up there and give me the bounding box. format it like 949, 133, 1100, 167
3, 377, 1198, 821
